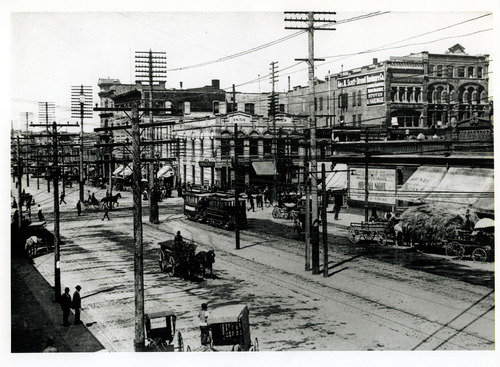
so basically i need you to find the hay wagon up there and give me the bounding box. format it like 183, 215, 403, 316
347, 221, 394, 246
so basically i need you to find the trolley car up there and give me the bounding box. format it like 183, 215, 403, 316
184, 191, 247, 230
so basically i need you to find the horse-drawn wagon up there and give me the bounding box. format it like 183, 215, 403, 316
186, 304, 259, 352
347, 220, 394, 246
144, 310, 185, 352
157, 240, 215, 279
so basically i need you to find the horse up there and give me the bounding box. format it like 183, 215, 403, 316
101, 193, 122, 208
195, 249, 216, 278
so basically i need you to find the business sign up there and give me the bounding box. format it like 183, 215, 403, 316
367, 86, 385, 105
337, 71, 385, 88
229, 114, 251, 125
349, 167, 396, 205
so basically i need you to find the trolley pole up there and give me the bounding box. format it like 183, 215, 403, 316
131, 101, 145, 352
234, 124, 240, 250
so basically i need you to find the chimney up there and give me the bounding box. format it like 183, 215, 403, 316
211, 79, 220, 89
373, 58, 378, 65
288, 76, 291, 92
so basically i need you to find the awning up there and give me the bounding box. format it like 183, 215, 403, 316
424, 167, 494, 209
121, 166, 133, 176
157, 165, 174, 178
252, 161, 276, 176
397, 166, 447, 203
112, 165, 124, 176
324, 163, 347, 191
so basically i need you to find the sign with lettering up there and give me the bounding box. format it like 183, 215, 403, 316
367, 86, 385, 105
349, 167, 396, 205
229, 114, 251, 125
337, 72, 385, 88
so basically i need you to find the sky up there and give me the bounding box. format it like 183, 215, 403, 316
4, 1, 496, 134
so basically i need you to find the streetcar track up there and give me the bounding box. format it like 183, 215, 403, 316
143, 217, 494, 349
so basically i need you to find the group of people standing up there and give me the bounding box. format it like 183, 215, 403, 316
60, 285, 83, 327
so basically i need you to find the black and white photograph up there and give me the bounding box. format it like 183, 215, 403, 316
3, 1, 498, 366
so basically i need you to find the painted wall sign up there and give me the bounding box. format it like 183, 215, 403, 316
337, 71, 385, 88
367, 86, 385, 105
349, 167, 396, 205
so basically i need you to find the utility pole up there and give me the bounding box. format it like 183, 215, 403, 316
131, 100, 145, 352
71, 86, 93, 202
285, 11, 336, 274
39, 102, 55, 193
234, 124, 240, 250
364, 127, 370, 221
321, 163, 328, 277
16, 137, 23, 229
135, 50, 167, 224
29, 119, 79, 302
269, 61, 279, 205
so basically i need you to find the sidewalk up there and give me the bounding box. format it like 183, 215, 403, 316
11, 253, 106, 353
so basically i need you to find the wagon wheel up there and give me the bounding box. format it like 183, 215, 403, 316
377, 232, 388, 246
472, 248, 488, 263
348, 227, 360, 243
253, 337, 259, 351
363, 230, 375, 241
445, 241, 465, 260
165, 256, 176, 277
177, 331, 184, 352
158, 250, 165, 272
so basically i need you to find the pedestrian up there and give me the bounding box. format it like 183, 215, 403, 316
177, 185, 183, 198
247, 194, 255, 212
334, 194, 342, 220
59, 192, 66, 205
43, 337, 58, 353
37, 204, 45, 221
256, 190, 263, 209
174, 231, 183, 244
87, 190, 92, 203
102, 202, 110, 221
76, 200, 82, 216
198, 303, 210, 345
60, 287, 72, 327
72, 285, 82, 325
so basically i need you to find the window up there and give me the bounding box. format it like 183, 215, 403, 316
290, 139, 298, 156
249, 139, 258, 156
447, 65, 453, 78
319, 97, 323, 111
245, 103, 255, 115
357, 91, 362, 106
358, 114, 362, 127
235, 139, 244, 156
213, 101, 219, 114
263, 139, 272, 155
477, 67, 483, 78
457, 67, 465, 78
352, 114, 357, 126
467, 67, 474, 78
437, 65, 443, 77
352, 91, 356, 107
279, 104, 285, 112
338, 93, 348, 109
221, 139, 230, 157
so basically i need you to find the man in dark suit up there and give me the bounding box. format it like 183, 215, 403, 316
60, 287, 72, 326
72, 285, 82, 325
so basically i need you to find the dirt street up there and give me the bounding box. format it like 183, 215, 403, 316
16, 184, 494, 353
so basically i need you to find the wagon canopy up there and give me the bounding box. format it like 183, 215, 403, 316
208, 304, 248, 324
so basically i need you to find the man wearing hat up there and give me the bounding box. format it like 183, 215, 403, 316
72, 285, 82, 325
